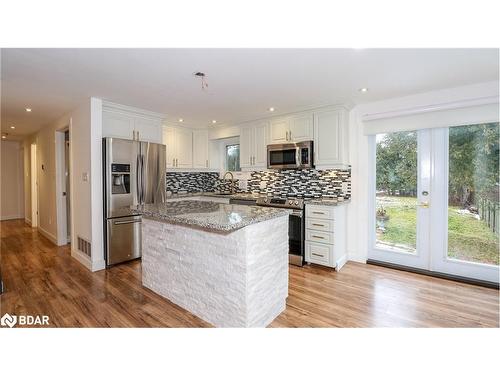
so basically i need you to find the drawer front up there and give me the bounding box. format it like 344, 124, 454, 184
306, 205, 334, 219
306, 229, 334, 245
305, 241, 331, 266
306, 218, 333, 232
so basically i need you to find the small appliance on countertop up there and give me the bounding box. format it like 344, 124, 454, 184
256, 196, 305, 266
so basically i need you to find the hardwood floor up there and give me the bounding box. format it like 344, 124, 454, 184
1, 219, 498, 328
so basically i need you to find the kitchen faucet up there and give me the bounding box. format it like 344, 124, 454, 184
223, 171, 235, 193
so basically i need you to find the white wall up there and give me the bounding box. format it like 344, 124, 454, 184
22, 97, 105, 271
0, 140, 25, 220
346, 81, 499, 262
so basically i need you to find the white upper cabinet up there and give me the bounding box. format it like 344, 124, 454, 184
102, 102, 163, 143
133, 117, 163, 143
253, 121, 268, 167
239, 125, 254, 169
313, 108, 349, 168
102, 111, 135, 139
269, 114, 313, 144
289, 114, 313, 142
240, 121, 268, 170
162, 126, 193, 169
192, 129, 209, 169
269, 118, 289, 144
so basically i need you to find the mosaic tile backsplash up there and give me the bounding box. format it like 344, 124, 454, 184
166, 172, 219, 193
166, 169, 351, 200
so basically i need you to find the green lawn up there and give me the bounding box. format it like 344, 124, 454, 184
376, 196, 499, 265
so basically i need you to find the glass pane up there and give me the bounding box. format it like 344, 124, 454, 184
226, 144, 240, 172
448, 123, 499, 265
375, 131, 418, 253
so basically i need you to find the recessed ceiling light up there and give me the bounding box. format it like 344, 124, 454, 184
10, 126, 15, 129
268, 107, 275, 112
25, 108, 32, 112
212, 120, 217, 124
1, 135, 6, 139
178, 118, 184, 123
359, 88, 369, 93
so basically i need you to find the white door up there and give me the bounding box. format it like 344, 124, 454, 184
175, 127, 193, 168
289, 114, 313, 142
369, 124, 499, 283
253, 121, 268, 167
193, 130, 209, 168
269, 118, 289, 144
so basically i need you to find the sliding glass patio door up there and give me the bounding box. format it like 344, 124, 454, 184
369, 123, 499, 284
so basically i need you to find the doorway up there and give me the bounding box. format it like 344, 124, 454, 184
369, 123, 499, 284
30, 143, 38, 228
55, 128, 71, 245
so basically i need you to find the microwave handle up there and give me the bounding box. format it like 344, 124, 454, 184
296, 147, 301, 166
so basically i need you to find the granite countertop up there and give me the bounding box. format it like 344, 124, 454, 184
304, 198, 351, 206
131, 201, 289, 232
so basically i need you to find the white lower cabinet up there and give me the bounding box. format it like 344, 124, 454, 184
304, 203, 347, 270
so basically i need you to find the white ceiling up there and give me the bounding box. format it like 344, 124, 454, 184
1, 48, 498, 138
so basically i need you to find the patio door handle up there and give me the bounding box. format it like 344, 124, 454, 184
417, 201, 430, 208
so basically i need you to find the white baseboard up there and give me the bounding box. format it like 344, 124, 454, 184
91, 259, 106, 272
1, 214, 23, 221
348, 252, 367, 263
335, 254, 348, 271
38, 226, 58, 245
71, 248, 92, 270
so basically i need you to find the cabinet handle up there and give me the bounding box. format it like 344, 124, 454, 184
289, 130, 292, 140
137, 131, 140, 141
312, 253, 324, 258
176, 158, 178, 167
312, 223, 324, 227
312, 235, 325, 239
252, 156, 255, 165
172, 158, 175, 166
206, 160, 208, 167
286, 131, 289, 141
312, 211, 324, 215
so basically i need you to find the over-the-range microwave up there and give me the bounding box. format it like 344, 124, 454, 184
267, 141, 313, 169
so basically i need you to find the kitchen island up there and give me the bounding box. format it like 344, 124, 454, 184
131, 200, 289, 328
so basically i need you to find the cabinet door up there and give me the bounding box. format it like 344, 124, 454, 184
175, 127, 193, 168
134, 117, 162, 143
269, 118, 289, 144
314, 109, 346, 166
163, 126, 177, 169
102, 111, 134, 139
193, 130, 209, 168
289, 114, 313, 142
239, 125, 254, 168
253, 121, 268, 167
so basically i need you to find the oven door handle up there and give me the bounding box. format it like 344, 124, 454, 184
295, 146, 301, 167
289, 210, 303, 217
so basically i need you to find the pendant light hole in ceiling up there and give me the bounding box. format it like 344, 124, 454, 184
193, 72, 208, 91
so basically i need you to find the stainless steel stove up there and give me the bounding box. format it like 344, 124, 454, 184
256, 197, 304, 266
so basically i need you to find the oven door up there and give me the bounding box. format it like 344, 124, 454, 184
267, 145, 300, 169
288, 210, 304, 266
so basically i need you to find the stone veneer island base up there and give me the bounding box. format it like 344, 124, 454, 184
139, 202, 289, 328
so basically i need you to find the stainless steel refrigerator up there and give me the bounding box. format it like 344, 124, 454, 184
103, 137, 166, 266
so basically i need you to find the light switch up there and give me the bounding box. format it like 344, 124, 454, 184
82, 172, 89, 182
238, 180, 247, 190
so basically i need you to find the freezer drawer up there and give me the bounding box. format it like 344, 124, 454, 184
106, 216, 142, 266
